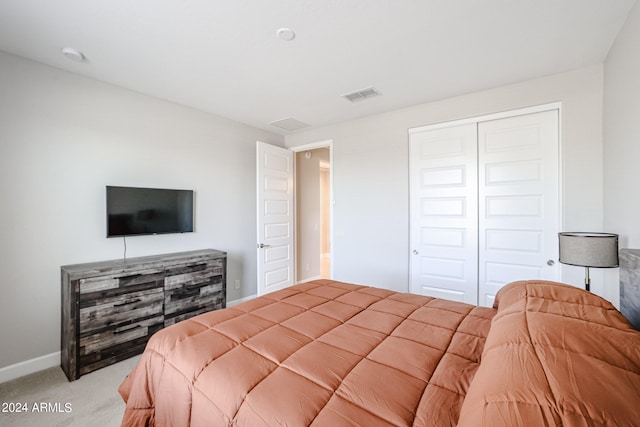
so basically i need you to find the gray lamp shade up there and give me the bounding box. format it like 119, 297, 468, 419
558, 232, 619, 268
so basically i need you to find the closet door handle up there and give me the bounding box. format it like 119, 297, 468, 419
257, 243, 271, 249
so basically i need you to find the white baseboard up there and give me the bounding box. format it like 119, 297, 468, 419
0, 351, 60, 384
227, 294, 257, 307
297, 275, 321, 284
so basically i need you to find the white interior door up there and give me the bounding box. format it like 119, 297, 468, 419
477, 110, 559, 306
409, 124, 479, 304
256, 141, 294, 296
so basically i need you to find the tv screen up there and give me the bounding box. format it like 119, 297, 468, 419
106, 186, 194, 237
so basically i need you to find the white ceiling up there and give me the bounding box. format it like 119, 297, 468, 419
0, 0, 635, 135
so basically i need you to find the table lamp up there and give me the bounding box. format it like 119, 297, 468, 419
558, 232, 619, 291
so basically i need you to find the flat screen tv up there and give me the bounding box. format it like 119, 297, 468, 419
106, 186, 194, 237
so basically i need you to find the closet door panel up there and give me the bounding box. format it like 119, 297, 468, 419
477, 110, 559, 307
409, 124, 478, 304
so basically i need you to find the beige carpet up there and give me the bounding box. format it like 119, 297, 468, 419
0, 356, 140, 427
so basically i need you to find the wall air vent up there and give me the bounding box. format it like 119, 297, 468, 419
269, 117, 310, 131
342, 86, 380, 102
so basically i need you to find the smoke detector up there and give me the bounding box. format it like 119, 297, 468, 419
61, 47, 86, 62
276, 28, 296, 41
342, 86, 380, 102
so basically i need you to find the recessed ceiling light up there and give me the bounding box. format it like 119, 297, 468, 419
61, 47, 85, 62
276, 28, 296, 41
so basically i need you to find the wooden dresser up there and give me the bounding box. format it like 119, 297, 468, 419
61, 249, 226, 381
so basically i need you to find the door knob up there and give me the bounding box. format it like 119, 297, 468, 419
547, 259, 555, 266
412, 249, 419, 255
257, 243, 271, 249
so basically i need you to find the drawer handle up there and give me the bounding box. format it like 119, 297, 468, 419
181, 288, 201, 297
114, 324, 142, 334
113, 298, 141, 307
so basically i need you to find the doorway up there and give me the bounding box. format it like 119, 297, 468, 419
294, 145, 332, 283
256, 140, 333, 295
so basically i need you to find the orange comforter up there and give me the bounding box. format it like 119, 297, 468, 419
119, 279, 495, 426
119, 279, 640, 426
458, 280, 640, 426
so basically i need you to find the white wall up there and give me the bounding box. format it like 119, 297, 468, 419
604, 4, 640, 249
0, 51, 283, 370
286, 66, 607, 299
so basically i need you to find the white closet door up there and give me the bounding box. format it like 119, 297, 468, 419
477, 110, 559, 307
409, 124, 479, 304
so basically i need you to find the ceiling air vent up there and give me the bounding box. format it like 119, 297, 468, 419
342, 86, 380, 102
269, 117, 310, 131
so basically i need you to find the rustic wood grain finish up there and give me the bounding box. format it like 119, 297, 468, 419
61, 249, 226, 381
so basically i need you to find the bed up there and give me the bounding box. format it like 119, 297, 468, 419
119, 279, 640, 426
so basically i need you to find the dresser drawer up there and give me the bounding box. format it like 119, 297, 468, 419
164, 260, 225, 325
78, 315, 165, 376
164, 280, 225, 326
78, 287, 164, 374
164, 300, 223, 327
79, 287, 164, 335
79, 316, 163, 355
164, 258, 224, 288
79, 270, 166, 296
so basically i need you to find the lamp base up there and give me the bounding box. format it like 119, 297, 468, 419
585, 266, 591, 292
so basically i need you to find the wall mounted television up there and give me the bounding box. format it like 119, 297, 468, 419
106, 186, 194, 238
